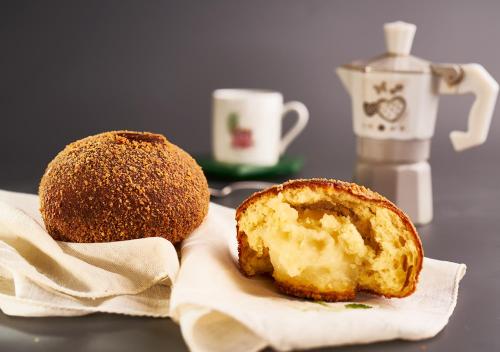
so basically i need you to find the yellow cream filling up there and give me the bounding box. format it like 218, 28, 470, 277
238, 188, 418, 295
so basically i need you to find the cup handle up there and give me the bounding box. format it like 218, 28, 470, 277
280, 101, 309, 155
433, 63, 499, 151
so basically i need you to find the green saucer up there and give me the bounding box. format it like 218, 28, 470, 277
195, 155, 304, 180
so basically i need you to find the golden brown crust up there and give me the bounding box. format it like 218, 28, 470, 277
39, 131, 210, 244
236, 178, 424, 301
276, 281, 357, 302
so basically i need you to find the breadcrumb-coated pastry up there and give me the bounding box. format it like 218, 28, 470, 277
39, 131, 209, 243
236, 179, 423, 301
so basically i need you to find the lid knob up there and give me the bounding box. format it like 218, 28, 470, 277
384, 21, 416, 55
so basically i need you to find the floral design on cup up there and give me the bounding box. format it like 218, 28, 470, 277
227, 112, 254, 149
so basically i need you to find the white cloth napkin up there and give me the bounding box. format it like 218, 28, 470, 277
0, 189, 466, 351
0, 189, 179, 317
170, 203, 467, 352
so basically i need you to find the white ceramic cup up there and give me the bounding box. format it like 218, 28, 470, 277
212, 89, 309, 166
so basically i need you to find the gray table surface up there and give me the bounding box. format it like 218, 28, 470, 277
1, 151, 499, 352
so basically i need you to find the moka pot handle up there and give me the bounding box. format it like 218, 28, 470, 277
433, 63, 499, 151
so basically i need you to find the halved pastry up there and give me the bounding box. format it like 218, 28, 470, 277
236, 179, 423, 301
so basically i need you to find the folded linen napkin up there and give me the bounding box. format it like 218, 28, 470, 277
170, 203, 467, 352
0, 189, 467, 352
0, 189, 179, 317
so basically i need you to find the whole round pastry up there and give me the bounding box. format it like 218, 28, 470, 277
39, 131, 210, 244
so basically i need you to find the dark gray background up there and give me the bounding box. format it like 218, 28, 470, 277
1, 0, 500, 190
0, 1, 499, 351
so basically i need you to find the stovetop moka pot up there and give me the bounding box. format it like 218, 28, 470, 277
337, 21, 498, 224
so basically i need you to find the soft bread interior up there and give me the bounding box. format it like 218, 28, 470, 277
238, 187, 419, 297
